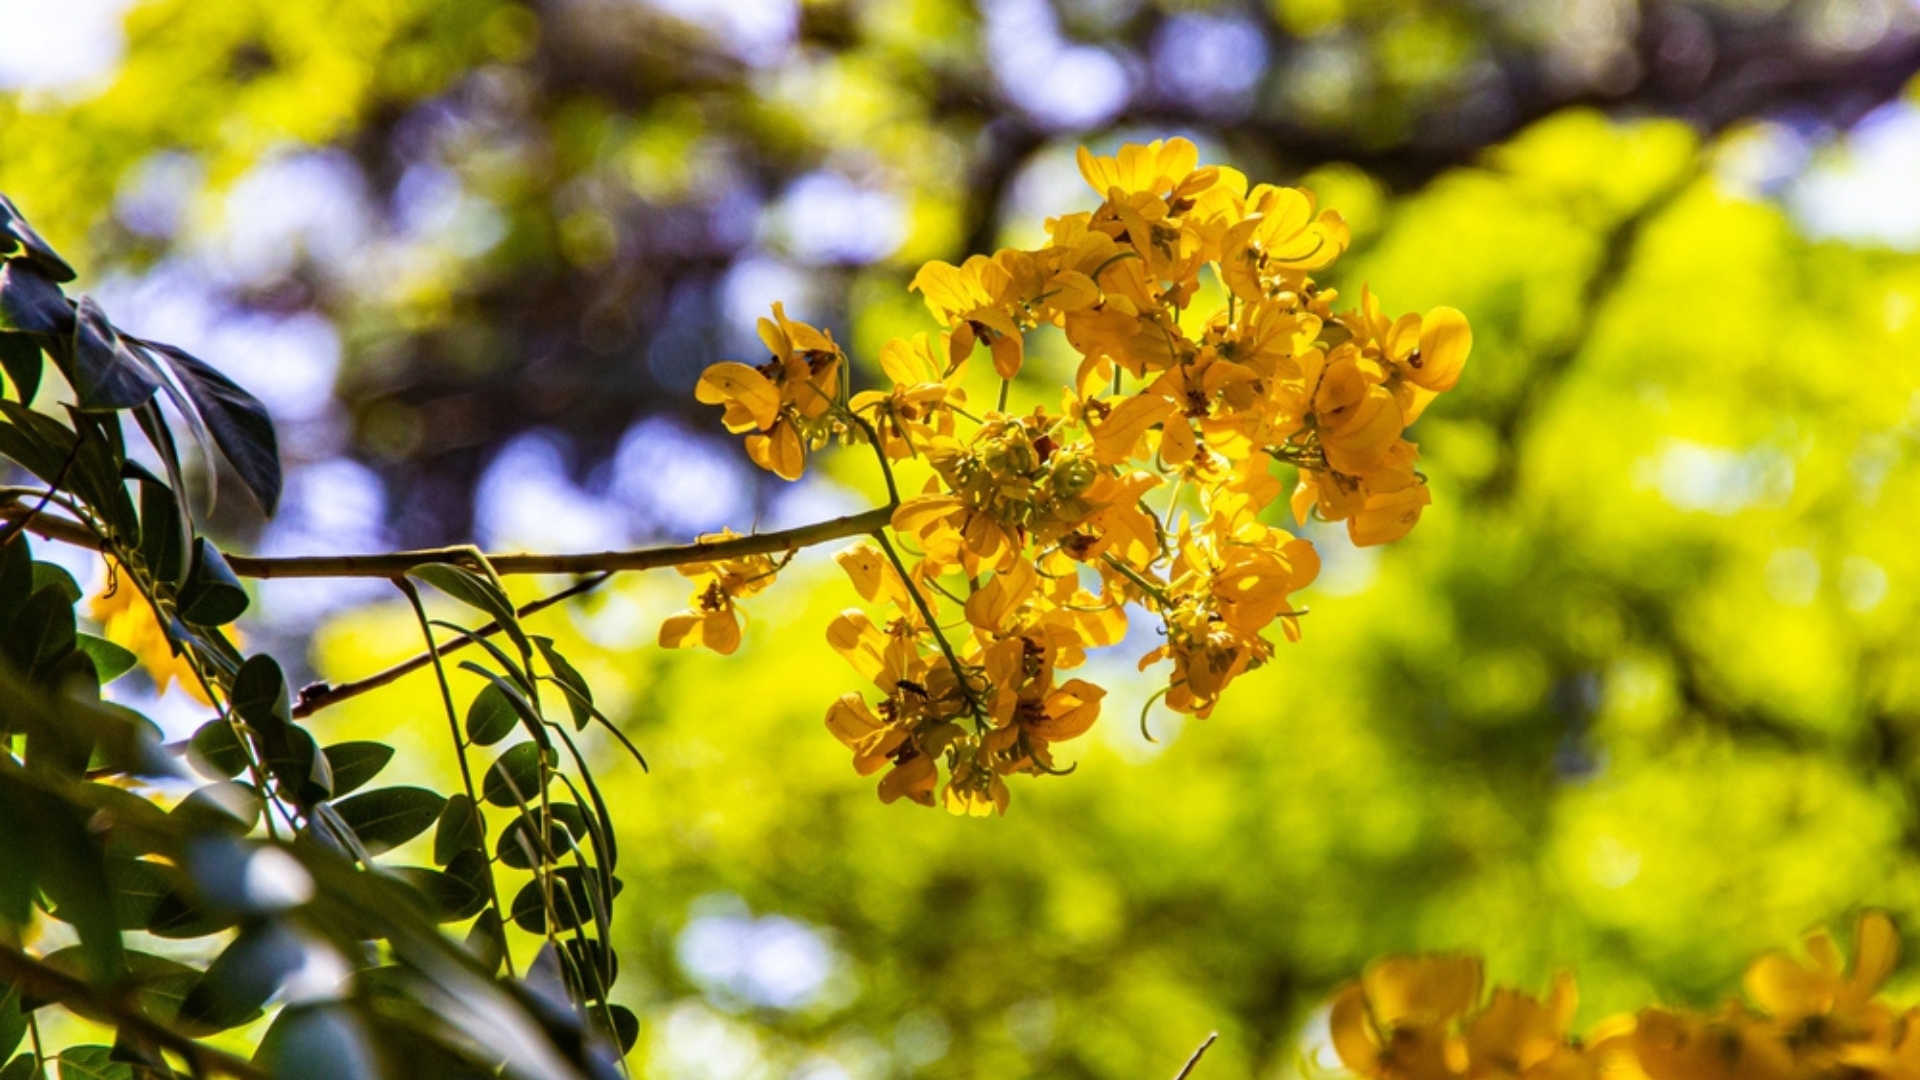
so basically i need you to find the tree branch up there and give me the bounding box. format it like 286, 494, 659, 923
224, 506, 894, 580
0, 943, 267, 1080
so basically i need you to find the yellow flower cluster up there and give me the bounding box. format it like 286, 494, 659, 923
1328, 912, 1920, 1080
680, 138, 1470, 812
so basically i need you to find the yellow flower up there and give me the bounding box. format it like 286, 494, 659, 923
694, 303, 843, 480
657, 534, 780, 655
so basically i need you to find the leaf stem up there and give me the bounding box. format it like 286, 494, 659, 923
397, 575, 518, 979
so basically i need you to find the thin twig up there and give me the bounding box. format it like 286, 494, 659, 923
0, 438, 87, 549
0, 943, 267, 1080
226, 506, 894, 579
1172, 1032, 1218, 1080
293, 571, 612, 719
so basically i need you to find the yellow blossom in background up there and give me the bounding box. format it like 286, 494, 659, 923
1324, 913, 1920, 1080
89, 562, 216, 704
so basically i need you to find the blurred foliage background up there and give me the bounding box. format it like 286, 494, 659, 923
5, 0, 1920, 1076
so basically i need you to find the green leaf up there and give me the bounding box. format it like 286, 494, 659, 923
187, 720, 248, 780
104, 857, 174, 930
0, 1054, 44, 1080
457, 662, 548, 750
255, 1005, 378, 1080
560, 937, 618, 1003
509, 867, 619, 934
0, 333, 40, 403
264, 723, 332, 809
481, 742, 552, 809
434, 793, 485, 866
496, 806, 579, 870
177, 538, 248, 626
179, 924, 302, 1033
533, 636, 594, 731
0, 984, 22, 1063
139, 341, 282, 516
74, 633, 136, 685
465, 682, 519, 746
323, 741, 394, 797
66, 297, 158, 411
28, 562, 78, 604
51, 1046, 130, 1080
0, 260, 71, 336
593, 1004, 639, 1055
465, 909, 506, 975
0, 196, 76, 282
145, 888, 240, 940
331, 786, 447, 856
0, 533, 29, 626
170, 781, 262, 835
137, 478, 186, 587
229, 655, 290, 728
387, 851, 489, 923
410, 562, 528, 656
2, 584, 75, 683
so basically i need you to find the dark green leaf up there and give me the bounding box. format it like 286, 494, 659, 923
3, 585, 75, 683
229, 655, 289, 728
74, 633, 136, 685
51, 1047, 129, 1080
264, 723, 332, 808
104, 857, 174, 930
0, 196, 76, 282
0, 261, 71, 336
179, 924, 303, 1033
0, 984, 22, 1063
28, 562, 78, 604
560, 937, 618, 1003
139, 341, 281, 516
144, 890, 239, 940
465, 681, 518, 746
332, 786, 446, 855
509, 866, 620, 934
481, 742, 552, 808
533, 636, 594, 730
465, 909, 506, 975
0, 333, 40, 403
188, 721, 248, 780
255, 1005, 378, 1080
410, 563, 528, 655
434, 793, 485, 866
0, 533, 29, 626
177, 538, 248, 626
0, 774, 123, 979
136, 479, 186, 587
170, 781, 262, 835
0, 1054, 43, 1080
497, 806, 578, 870
457, 662, 548, 750
322, 741, 394, 797
593, 1004, 639, 1055
67, 297, 158, 411
387, 850, 489, 923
